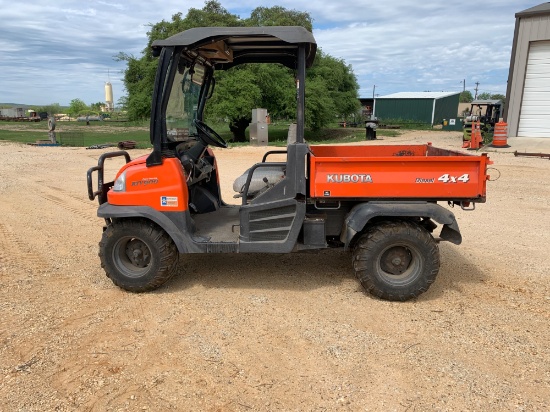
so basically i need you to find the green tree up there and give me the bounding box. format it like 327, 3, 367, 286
305, 77, 336, 131
120, 1, 240, 120
117, 95, 129, 111
476, 92, 506, 105
247, 6, 313, 31
144, 0, 241, 59
90, 102, 104, 112
207, 68, 262, 140
477, 92, 491, 100
208, 63, 297, 140
116, 52, 158, 120
307, 50, 360, 127
67, 99, 88, 117
242, 64, 296, 121
121, 1, 360, 138
460, 90, 473, 103
33, 103, 62, 116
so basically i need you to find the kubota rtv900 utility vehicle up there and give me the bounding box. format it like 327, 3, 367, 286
87, 27, 491, 301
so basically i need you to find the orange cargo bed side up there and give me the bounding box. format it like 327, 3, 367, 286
308, 144, 490, 201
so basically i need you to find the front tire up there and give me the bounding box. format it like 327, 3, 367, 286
352, 221, 440, 301
99, 219, 178, 292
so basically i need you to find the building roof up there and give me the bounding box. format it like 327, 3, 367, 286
376, 92, 460, 100
471, 99, 502, 105
517, 2, 550, 18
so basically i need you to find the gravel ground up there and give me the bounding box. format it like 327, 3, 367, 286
0, 131, 549, 411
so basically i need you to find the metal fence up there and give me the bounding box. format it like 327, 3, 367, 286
58, 132, 85, 147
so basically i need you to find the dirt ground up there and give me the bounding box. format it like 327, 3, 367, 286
1, 131, 549, 411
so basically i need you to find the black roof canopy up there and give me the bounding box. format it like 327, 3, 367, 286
151, 26, 317, 69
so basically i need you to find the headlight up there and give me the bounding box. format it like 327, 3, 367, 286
113, 171, 126, 192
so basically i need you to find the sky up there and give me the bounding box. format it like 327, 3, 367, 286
0, 0, 540, 107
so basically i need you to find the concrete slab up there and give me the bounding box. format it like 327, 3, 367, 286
481, 136, 550, 155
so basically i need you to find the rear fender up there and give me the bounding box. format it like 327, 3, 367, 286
97, 203, 200, 253
341, 201, 462, 249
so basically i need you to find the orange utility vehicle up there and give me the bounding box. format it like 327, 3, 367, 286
87, 27, 491, 301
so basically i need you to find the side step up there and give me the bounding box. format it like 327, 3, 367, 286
204, 242, 239, 253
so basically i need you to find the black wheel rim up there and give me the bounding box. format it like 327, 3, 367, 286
112, 236, 152, 278
377, 243, 422, 284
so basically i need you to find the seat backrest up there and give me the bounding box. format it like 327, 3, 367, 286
233, 166, 285, 195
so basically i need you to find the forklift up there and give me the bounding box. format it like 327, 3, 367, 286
463, 99, 503, 144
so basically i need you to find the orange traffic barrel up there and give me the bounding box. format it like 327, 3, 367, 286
491, 122, 510, 148
468, 120, 482, 150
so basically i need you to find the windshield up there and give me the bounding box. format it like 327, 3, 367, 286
165, 60, 205, 142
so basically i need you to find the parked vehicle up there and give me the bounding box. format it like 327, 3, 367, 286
463, 99, 503, 143
87, 26, 491, 301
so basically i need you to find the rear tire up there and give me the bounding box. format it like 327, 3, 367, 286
99, 219, 178, 292
352, 221, 440, 301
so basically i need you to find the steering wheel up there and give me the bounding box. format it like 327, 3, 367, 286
193, 119, 228, 148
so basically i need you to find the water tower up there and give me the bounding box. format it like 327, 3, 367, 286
104, 81, 114, 112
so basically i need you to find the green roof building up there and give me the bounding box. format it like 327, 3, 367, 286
374, 92, 460, 125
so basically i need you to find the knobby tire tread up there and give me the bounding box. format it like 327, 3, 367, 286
99, 219, 178, 292
352, 220, 440, 301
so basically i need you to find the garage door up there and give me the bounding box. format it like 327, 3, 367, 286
518, 41, 550, 138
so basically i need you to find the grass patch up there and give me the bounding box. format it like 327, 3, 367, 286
57, 130, 150, 148
378, 118, 433, 130
0, 120, 151, 148
0, 130, 47, 144
215, 122, 402, 147
0, 120, 402, 148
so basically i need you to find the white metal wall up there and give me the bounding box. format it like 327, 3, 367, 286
506, 13, 550, 137
518, 41, 550, 137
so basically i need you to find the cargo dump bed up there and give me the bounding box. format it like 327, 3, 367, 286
309, 144, 490, 202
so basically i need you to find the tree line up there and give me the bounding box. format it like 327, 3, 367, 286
31, 100, 108, 118
460, 90, 506, 103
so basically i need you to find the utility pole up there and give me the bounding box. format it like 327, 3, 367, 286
463, 79, 466, 92
372, 85, 376, 99
474, 82, 480, 99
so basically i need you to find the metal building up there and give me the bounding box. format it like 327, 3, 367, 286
374, 92, 460, 126
505, 3, 550, 138
0, 107, 25, 118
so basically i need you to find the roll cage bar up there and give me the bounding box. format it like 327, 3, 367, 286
147, 26, 317, 167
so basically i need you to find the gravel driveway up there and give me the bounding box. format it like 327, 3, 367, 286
1, 131, 549, 411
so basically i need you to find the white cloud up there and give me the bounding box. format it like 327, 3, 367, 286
0, 0, 537, 105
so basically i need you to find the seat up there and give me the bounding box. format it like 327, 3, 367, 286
233, 166, 286, 197
232, 124, 296, 198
